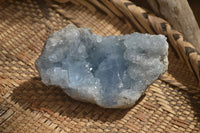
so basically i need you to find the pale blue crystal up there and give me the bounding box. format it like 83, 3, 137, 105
35, 24, 168, 108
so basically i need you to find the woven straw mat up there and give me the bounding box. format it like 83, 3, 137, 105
0, 0, 200, 132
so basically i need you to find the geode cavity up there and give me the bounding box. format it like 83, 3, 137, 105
35, 24, 168, 108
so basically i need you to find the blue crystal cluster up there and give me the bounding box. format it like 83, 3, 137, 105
36, 24, 168, 108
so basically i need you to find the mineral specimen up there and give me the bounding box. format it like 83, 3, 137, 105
35, 24, 168, 108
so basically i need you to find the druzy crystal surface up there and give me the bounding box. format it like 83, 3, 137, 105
35, 24, 168, 108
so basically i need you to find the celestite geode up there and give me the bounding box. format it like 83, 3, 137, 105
35, 24, 168, 108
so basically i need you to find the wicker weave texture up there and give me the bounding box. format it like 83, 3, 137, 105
0, 0, 200, 132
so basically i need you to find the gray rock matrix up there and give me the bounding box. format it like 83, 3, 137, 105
35, 24, 168, 108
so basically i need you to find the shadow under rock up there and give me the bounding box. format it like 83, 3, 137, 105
10, 77, 137, 122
